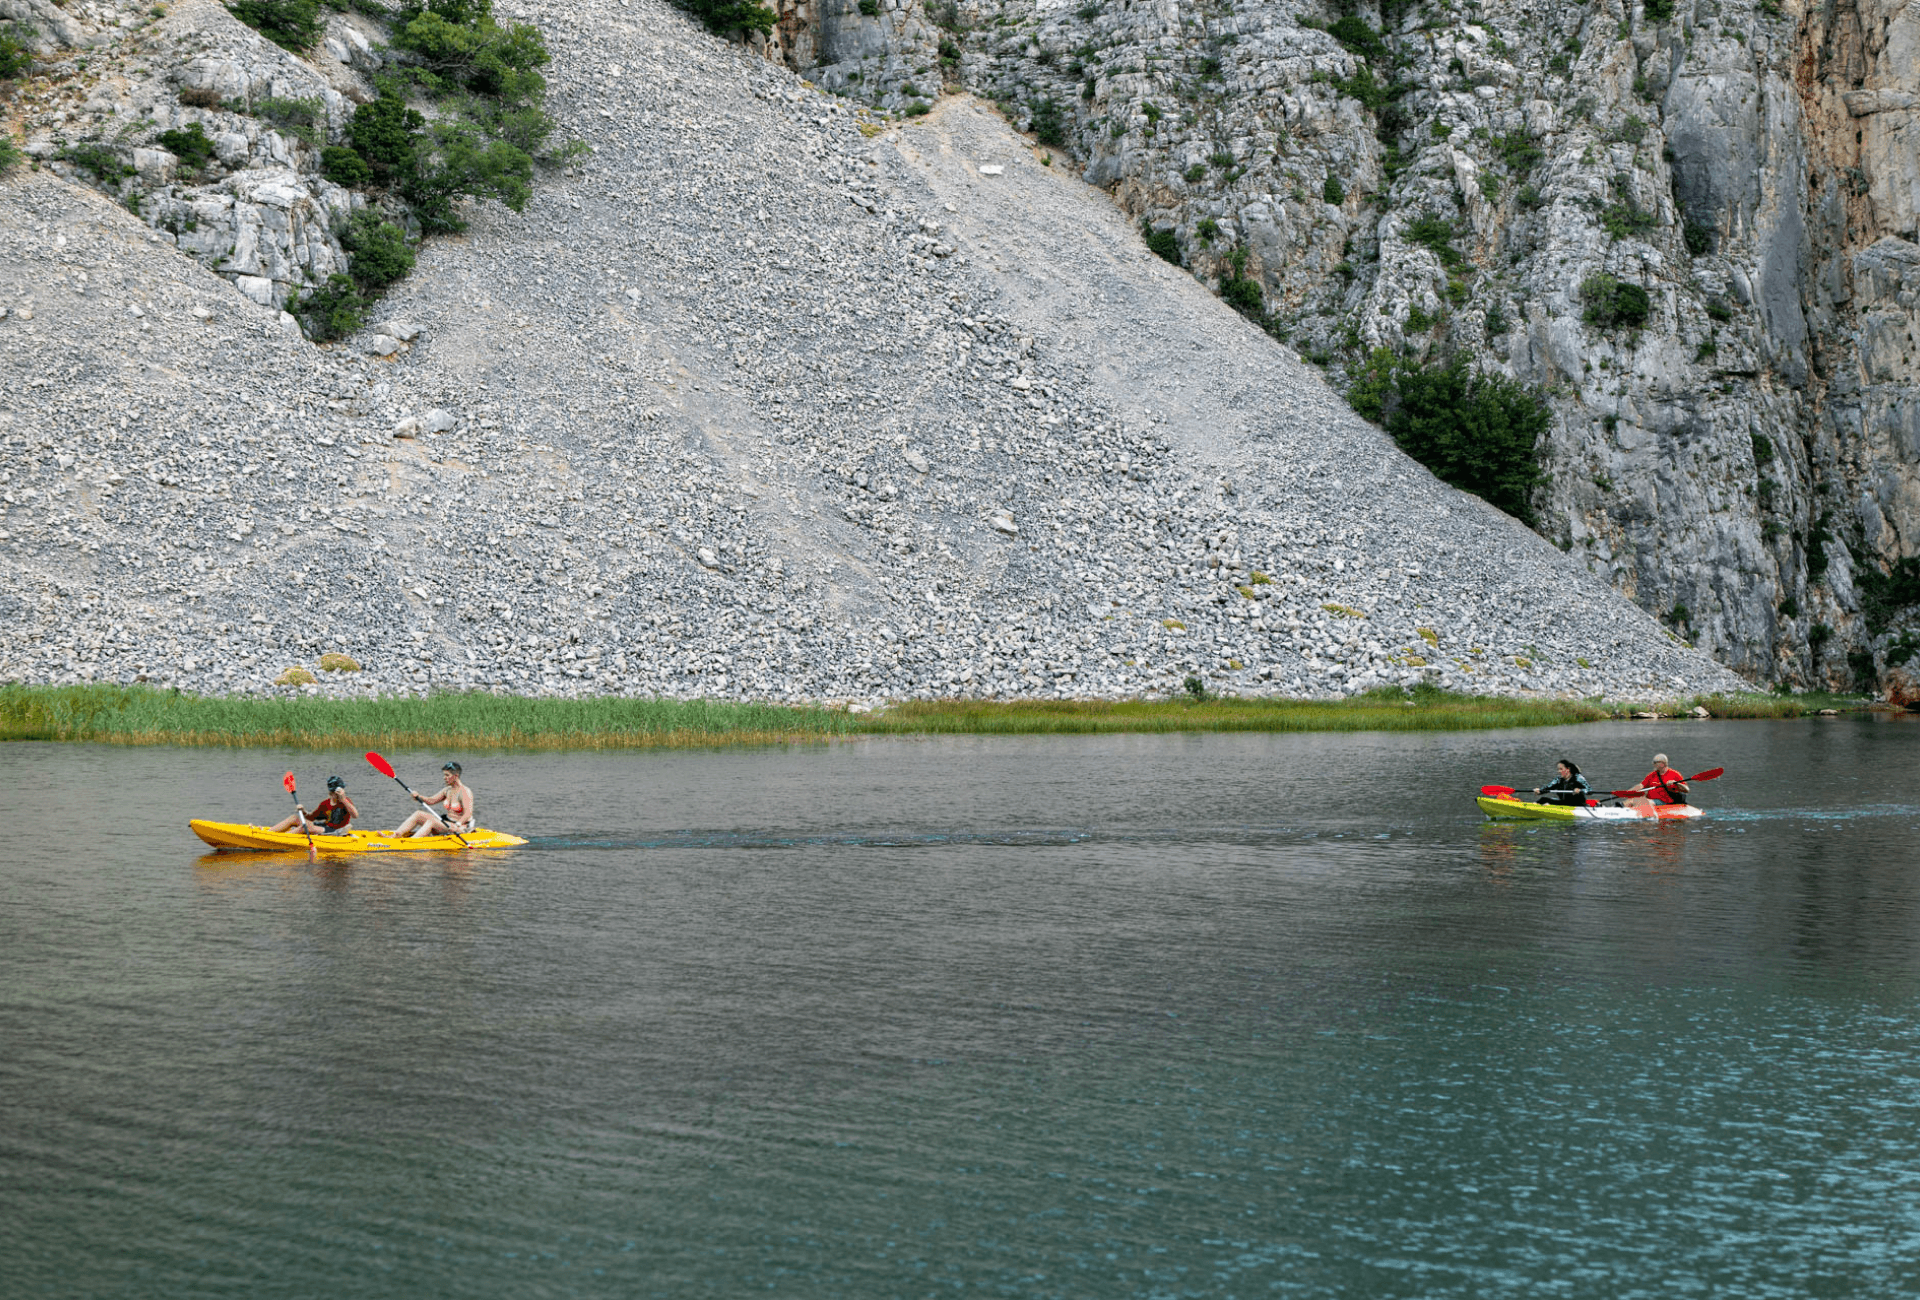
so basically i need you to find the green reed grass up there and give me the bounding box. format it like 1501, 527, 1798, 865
1675, 692, 1868, 719
0, 684, 1877, 750
859, 689, 1611, 735
0, 685, 857, 749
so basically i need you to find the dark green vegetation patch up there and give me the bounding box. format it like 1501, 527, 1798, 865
673, 0, 776, 38
1349, 350, 1551, 525
0, 21, 32, 79
1580, 273, 1652, 329
227, 0, 325, 52
155, 122, 216, 169
282, 0, 566, 338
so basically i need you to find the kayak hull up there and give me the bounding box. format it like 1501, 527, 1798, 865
1476, 796, 1703, 822
190, 820, 528, 852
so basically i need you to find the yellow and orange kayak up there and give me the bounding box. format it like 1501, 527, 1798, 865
190, 820, 528, 853
1475, 796, 1703, 822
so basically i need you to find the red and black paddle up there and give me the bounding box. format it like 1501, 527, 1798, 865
364, 751, 470, 847
282, 771, 316, 853
1480, 783, 1611, 808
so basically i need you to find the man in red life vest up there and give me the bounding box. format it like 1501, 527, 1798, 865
269, 775, 359, 835
1624, 754, 1689, 811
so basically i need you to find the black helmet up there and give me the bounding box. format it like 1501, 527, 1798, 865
441, 762, 462, 775
326, 775, 345, 790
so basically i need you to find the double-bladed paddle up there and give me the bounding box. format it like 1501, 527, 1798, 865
1608, 766, 1724, 799
364, 751, 471, 847
1480, 783, 1616, 808
282, 771, 316, 853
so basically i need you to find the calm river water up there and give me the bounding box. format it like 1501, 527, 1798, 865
3, 719, 1918, 1298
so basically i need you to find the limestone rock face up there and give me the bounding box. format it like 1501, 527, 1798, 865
12, 1, 370, 313
763, 0, 1920, 690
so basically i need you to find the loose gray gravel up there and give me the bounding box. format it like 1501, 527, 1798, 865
0, 0, 1749, 704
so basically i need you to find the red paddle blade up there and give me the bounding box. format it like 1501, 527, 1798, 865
365, 751, 396, 779
282, 771, 297, 794
1688, 767, 1724, 782
1480, 785, 1516, 798
1608, 790, 1642, 799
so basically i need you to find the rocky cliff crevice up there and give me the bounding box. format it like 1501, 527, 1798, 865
761, 0, 1920, 693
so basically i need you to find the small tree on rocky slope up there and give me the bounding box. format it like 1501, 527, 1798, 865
674, 0, 776, 38
1349, 349, 1551, 526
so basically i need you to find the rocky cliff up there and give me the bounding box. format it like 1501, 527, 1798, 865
760, 0, 1920, 693
0, 0, 1752, 702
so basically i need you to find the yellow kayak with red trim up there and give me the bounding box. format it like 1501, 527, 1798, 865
1475, 795, 1703, 822
190, 820, 528, 852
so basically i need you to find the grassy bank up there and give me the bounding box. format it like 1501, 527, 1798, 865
860, 691, 1612, 734
0, 685, 1879, 749
0, 685, 857, 749
1654, 691, 1870, 719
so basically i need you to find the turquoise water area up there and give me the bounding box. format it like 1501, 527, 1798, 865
2, 719, 1916, 1297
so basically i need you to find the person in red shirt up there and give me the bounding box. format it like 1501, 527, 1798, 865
269, 775, 359, 835
1625, 754, 1688, 810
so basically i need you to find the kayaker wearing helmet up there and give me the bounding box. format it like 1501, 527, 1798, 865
269, 775, 358, 835
1533, 759, 1591, 808
393, 762, 476, 838
1624, 753, 1688, 811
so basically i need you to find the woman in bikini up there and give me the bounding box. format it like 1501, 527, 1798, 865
393, 762, 476, 838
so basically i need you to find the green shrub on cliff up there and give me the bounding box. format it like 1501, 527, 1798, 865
339, 210, 415, 292
346, 93, 428, 185
1580, 273, 1651, 329
1348, 349, 1551, 525
155, 122, 217, 169
1857, 555, 1920, 635
403, 120, 534, 231
226, 0, 324, 52
321, 144, 374, 187
391, 0, 550, 101
0, 23, 33, 80
674, 0, 776, 37
1219, 246, 1264, 317
1143, 219, 1181, 265
1031, 98, 1066, 147
1326, 15, 1386, 63
286, 274, 366, 341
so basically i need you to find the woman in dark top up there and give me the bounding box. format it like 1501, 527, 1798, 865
1534, 760, 1591, 808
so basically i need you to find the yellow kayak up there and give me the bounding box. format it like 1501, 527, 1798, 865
190, 819, 528, 853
